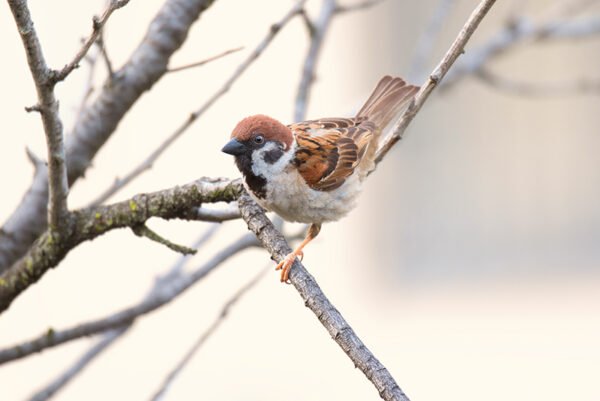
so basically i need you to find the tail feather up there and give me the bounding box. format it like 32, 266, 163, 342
357, 75, 419, 130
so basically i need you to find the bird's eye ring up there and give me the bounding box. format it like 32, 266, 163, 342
253, 135, 265, 145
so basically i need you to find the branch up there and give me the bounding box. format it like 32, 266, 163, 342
375, 0, 498, 164
238, 193, 409, 401
475, 68, 600, 96
442, 14, 600, 89
131, 224, 197, 255
166, 46, 244, 73
89, 0, 307, 206
8, 0, 70, 230
0, 229, 257, 364
193, 204, 241, 222
334, 0, 385, 14
0, 178, 243, 314
54, 0, 130, 82
295, 0, 337, 122
149, 267, 268, 401
0, 0, 218, 273
26, 327, 128, 401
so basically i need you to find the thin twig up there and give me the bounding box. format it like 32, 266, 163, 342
54, 0, 130, 82
0, 231, 257, 365
375, 0, 498, 165
22, 226, 220, 398
96, 29, 115, 78
132, 224, 197, 255
7, 0, 70, 230
89, 0, 307, 206
149, 267, 269, 401
194, 204, 241, 222
476, 68, 600, 96
409, 0, 456, 82
166, 47, 244, 73
335, 0, 385, 14
295, 0, 337, 122
27, 327, 128, 401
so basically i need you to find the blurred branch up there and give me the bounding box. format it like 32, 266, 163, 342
409, 0, 456, 82
27, 327, 128, 401
193, 204, 241, 222
149, 266, 269, 401
0, 228, 258, 365
335, 0, 385, 14
376, 0, 498, 164
295, 0, 337, 122
0, 0, 218, 274
89, 0, 307, 206
475, 68, 600, 96
166, 46, 243, 73
442, 13, 600, 90
131, 224, 197, 255
22, 226, 220, 398
0, 178, 243, 315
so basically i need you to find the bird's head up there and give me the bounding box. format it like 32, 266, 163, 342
222, 114, 294, 178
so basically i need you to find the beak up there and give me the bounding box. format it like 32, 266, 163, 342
221, 138, 246, 156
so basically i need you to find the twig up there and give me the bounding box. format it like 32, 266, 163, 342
335, 0, 385, 14
0, 178, 243, 314
0, 0, 218, 273
166, 47, 244, 73
54, 0, 130, 82
96, 29, 115, 78
19, 226, 220, 398
442, 15, 600, 90
149, 267, 269, 401
89, 0, 307, 206
295, 0, 337, 122
409, 0, 456, 82
375, 0, 498, 165
237, 193, 409, 401
132, 224, 197, 255
194, 204, 241, 222
475, 68, 600, 96
0, 231, 257, 364
7, 0, 70, 230
27, 327, 128, 401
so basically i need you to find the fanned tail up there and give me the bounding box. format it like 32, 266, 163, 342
357, 75, 419, 131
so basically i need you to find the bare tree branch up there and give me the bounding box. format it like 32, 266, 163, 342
0, 229, 257, 365
22, 226, 220, 398
166, 46, 244, 73
0, 178, 243, 314
409, 0, 456, 82
238, 193, 410, 401
294, 0, 337, 122
27, 327, 128, 401
131, 224, 197, 255
335, 0, 385, 14
475, 68, 600, 96
149, 266, 269, 401
193, 204, 241, 222
54, 0, 130, 82
442, 14, 600, 90
8, 0, 71, 230
0, 0, 218, 273
376, 0, 498, 164
89, 0, 308, 207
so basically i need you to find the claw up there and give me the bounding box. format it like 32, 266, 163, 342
275, 253, 297, 283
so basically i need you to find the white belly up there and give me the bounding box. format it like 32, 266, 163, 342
249, 166, 362, 224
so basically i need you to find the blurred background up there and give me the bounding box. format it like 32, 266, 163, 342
1, 0, 599, 400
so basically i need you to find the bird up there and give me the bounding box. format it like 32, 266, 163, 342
222, 75, 419, 282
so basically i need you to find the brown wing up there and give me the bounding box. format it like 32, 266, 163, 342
290, 119, 375, 191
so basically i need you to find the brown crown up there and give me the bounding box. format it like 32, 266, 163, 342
231, 114, 293, 150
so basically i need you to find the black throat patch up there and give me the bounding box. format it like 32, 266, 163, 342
234, 154, 267, 199
263, 146, 284, 164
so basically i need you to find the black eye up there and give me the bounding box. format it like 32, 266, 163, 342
253, 135, 265, 145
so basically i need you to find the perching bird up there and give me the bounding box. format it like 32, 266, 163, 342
222, 76, 419, 282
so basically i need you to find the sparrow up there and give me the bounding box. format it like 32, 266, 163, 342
222, 76, 419, 282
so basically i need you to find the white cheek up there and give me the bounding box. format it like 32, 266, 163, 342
251, 141, 295, 178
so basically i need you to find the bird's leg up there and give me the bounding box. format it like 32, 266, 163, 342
276, 223, 321, 283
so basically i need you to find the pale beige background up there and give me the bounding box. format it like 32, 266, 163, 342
1, 1, 599, 400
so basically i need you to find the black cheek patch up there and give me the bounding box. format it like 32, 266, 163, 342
263, 146, 284, 164
234, 153, 267, 199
